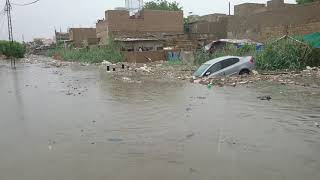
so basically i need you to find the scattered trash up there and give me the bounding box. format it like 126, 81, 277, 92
101, 60, 112, 65
186, 133, 195, 139
48, 140, 56, 150
252, 70, 259, 76
80, 62, 89, 66
197, 96, 206, 100
139, 64, 152, 73
189, 168, 197, 174
186, 107, 192, 112
108, 138, 123, 142
315, 122, 320, 128
257, 96, 272, 101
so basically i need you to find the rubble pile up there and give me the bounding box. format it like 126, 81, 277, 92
101, 61, 196, 81
22, 55, 72, 68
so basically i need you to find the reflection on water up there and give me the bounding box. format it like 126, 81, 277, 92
0, 62, 320, 180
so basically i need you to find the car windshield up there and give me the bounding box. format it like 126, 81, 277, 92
193, 64, 211, 77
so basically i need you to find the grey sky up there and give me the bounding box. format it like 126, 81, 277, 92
0, 0, 296, 42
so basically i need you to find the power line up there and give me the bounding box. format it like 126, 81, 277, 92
11, 0, 40, 6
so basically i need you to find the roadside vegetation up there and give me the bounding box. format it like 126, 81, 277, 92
47, 37, 122, 63
0, 40, 26, 58
195, 38, 319, 71
296, 0, 320, 4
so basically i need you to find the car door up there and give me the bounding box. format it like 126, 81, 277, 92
204, 62, 222, 77
220, 58, 240, 76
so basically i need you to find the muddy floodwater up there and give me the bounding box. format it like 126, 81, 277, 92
1, 60, 320, 180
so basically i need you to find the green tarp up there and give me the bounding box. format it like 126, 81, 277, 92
303, 32, 320, 48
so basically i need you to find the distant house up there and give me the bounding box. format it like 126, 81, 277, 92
69, 28, 98, 47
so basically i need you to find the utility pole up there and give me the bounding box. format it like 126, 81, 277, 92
5, 0, 15, 68
229, 1, 231, 16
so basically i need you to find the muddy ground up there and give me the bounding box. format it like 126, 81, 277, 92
0, 55, 320, 180
21, 55, 320, 88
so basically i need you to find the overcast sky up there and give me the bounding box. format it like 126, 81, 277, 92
0, 0, 296, 42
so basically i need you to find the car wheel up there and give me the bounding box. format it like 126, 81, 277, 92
239, 69, 250, 75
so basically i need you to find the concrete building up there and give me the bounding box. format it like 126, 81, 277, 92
69, 28, 98, 47
96, 9, 184, 44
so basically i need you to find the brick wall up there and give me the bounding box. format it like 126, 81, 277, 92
97, 9, 183, 44
234, 3, 266, 16
96, 20, 108, 44
260, 22, 320, 41
69, 28, 97, 47
189, 14, 227, 23
227, 1, 320, 41
189, 17, 228, 39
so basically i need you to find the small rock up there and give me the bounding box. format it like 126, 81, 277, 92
186, 133, 195, 139
108, 138, 123, 142
257, 96, 272, 101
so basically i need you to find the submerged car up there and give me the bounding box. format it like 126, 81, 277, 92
193, 56, 254, 78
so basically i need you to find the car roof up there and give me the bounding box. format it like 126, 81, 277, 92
204, 56, 241, 65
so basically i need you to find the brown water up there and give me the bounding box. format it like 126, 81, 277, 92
1, 61, 320, 180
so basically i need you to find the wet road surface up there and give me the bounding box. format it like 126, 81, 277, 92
1, 61, 320, 180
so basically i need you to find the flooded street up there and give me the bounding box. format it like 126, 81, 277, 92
1, 60, 320, 180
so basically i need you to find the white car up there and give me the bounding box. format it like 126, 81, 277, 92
193, 56, 254, 78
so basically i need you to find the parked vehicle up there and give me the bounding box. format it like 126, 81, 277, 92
193, 56, 254, 78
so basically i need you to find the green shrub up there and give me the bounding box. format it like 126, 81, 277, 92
0, 40, 26, 58
47, 37, 123, 63
255, 39, 311, 70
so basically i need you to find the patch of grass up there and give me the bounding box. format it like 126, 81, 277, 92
167, 60, 183, 65
0, 40, 26, 58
